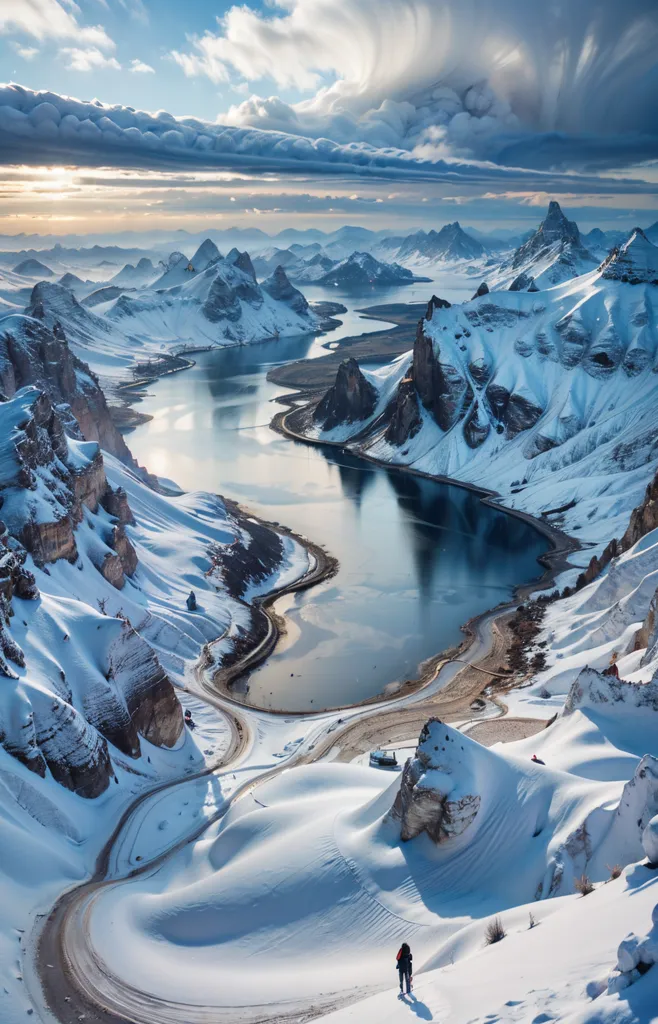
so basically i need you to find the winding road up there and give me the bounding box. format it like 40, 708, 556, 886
29, 416, 578, 1024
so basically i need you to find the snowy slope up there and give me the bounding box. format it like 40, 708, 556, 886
83, 708, 658, 1020
0, 383, 311, 1021
302, 229, 658, 560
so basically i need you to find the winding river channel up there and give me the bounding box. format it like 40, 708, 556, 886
127, 273, 549, 712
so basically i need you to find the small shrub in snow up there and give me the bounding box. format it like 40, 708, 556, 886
574, 874, 595, 896
607, 864, 622, 880
485, 917, 506, 945
528, 912, 536, 929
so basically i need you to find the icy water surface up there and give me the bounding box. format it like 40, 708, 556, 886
128, 275, 548, 711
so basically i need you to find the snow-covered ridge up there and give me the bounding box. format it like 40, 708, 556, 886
302, 227, 658, 556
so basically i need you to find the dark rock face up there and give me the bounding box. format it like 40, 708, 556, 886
425, 295, 452, 320
384, 375, 422, 446
202, 276, 242, 323
472, 281, 489, 299
413, 319, 472, 432
313, 358, 378, 432
463, 400, 490, 448
485, 383, 543, 439
262, 266, 309, 315
509, 272, 536, 292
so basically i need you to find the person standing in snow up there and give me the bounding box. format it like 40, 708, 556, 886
396, 942, 413, 994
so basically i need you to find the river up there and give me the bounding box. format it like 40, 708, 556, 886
127, 272, 548, 712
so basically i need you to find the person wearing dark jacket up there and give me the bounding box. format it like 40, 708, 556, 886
396, 942, 413, 994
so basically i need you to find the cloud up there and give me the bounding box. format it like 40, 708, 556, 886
0, 84, 656, 203
11, 42, 39, 61
60, 47, 121, 71
0, 0, 114, 50
130, 59, 155, 74
169, 0, 658, 172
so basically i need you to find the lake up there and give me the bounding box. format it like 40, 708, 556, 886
127, 274, 548, 711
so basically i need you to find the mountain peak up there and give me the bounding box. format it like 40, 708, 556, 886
190, 238, 222, 272
600, 227, 658, 285
539, 200, 581, 246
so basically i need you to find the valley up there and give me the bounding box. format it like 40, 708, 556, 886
0, 197, 658, 1024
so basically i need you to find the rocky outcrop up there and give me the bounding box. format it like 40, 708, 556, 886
313, 358, 378, 432
390, 719, 482, 843
463, 400, 490, 448
384, 375, 422, 446
0, 387, 136, 571
105, 623, 184, 753
564, 667, 658, 716
413, 317, 473, 432
485, 383, 543, 439
471, 281, 489, 299
0, 307, 132, 462
509, 271, 537, 292
262, 266, 309, 316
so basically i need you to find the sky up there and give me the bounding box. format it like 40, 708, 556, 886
0, 0, 657, 239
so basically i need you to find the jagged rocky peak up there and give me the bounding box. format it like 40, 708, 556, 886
510, 200, 591, 275
600, 228, 658, 285
225, 247, 256, 280
190, 238, 222, 272
472, 281, 489, 299
390, 718, 482, 843
537, 200, 582, 247
262, 265, 309, 315
313, 357, 378, 432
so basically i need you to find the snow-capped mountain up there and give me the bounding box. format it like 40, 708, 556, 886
295, 227, 658, 554
12, 258, 53, 278
14, 242, 320, 385
108, 257, 158, 289
490, 201, 597, 290
393, 222, 486, 264
315, 251, 430, 287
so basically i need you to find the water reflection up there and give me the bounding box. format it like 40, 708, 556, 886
128, 286, 547, 711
